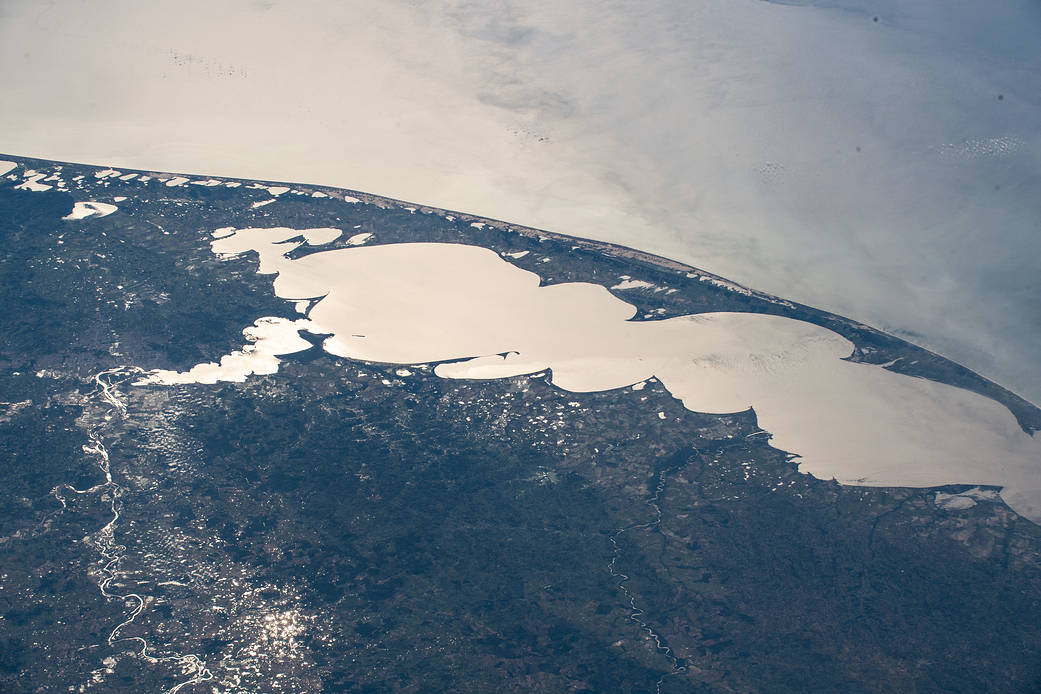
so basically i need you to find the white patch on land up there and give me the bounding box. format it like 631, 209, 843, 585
347, 232, 373, 246
934, 493, 978, 511
0, 161, 15, 176
145, 234, 1041, 524
611, 279, 656, 291
701, 276, 753, 297
934, 486, 1001, 511
137, 317, 317, 385
63, 202, 118, 220
15, 172, 52, 191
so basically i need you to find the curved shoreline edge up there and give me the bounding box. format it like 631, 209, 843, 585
4, 151, 1039, 434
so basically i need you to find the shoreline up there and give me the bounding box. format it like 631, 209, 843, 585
4, 150, 1039, 430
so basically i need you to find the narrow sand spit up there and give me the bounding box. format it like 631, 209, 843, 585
139, 228, 1041, 523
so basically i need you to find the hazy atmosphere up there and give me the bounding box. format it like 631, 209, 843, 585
143, 227, 1041, 522
3, 0, 1040, 402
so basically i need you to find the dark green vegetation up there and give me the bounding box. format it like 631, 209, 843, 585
1, 155, 1040, 692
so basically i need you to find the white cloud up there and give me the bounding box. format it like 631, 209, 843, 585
2, 0, 1038, 401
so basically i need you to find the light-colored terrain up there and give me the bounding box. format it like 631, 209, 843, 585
141, 227, 1041, 523
4, 0, 1040, 403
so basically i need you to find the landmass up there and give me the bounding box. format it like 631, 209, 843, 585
1, 154, 1039, 693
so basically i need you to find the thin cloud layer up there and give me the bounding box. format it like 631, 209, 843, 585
2, 0, 1039, 401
